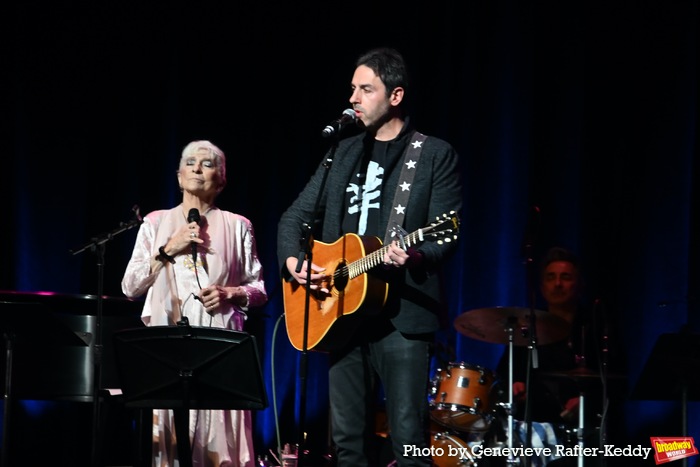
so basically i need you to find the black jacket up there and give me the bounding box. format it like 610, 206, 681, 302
277, 120, 462, 338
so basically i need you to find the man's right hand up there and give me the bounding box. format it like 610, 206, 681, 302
286, 256, 329, 293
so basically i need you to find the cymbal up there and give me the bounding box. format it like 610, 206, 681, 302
540, 367, 627, 381
454, 306, 571, 346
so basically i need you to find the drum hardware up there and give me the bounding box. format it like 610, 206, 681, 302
436, 393, 483, 412
576, 394, 584, 467
540, 366, 626, 460
453, 307, 575, 465
453, 306, 625, 466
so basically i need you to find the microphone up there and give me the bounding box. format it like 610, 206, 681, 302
187, 208, 201, 265
321, 108, 357, 138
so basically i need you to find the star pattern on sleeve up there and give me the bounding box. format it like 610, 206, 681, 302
400, 181, 411, 191
394, 204, 406, 215
405, 159, 417, 169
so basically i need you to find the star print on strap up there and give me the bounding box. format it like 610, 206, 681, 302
383, 131, 427, 245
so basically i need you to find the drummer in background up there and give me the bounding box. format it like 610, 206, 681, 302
496, 246, 588, 427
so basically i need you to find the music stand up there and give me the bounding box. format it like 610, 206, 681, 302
631, 332, 700, 441
113, 324, 268, 467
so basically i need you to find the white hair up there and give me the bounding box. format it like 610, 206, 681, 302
179, 140, 227, 185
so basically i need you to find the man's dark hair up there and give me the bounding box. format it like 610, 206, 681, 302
356, 47, 409, 99
539, 246, 580, 277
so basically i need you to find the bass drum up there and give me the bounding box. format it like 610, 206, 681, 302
430, 362, 497, 433
431, 430, 477, 467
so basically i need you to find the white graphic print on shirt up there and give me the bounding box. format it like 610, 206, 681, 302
346, 160, 384, 235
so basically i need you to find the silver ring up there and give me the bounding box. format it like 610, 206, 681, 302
190, 232, 196, 238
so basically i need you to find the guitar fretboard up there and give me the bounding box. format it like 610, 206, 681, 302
347, 230, 424, 279
331, 212, 458, 283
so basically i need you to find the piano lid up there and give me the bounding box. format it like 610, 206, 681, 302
0, 290, 143, 317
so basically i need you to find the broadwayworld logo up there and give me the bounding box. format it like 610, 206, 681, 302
650, 437, 699, 464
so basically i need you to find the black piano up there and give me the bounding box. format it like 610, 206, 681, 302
0, 291, 146, 466
0, 290, 144, 401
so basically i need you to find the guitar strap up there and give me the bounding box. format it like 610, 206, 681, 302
383, 131, 427, 245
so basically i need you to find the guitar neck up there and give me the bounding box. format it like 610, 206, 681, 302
346, 229, 424, 279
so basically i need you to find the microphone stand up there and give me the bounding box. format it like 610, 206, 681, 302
292, 139, 340, 467
70, 205, 143, 467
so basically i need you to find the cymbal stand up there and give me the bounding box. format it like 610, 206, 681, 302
503, 316, 519, 466
521, 205, 540, 467
577, 393, 584, 467
523, 268, 538, 466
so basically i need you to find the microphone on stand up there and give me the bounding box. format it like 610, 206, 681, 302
321, 109, 357, 138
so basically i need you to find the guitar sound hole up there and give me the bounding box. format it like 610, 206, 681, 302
333, 263, 349, 292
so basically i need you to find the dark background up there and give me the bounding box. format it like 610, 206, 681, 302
5, 1, 699, 466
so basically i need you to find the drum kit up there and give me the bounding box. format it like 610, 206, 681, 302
428, 361, 495, 467
427, 306, 623, 467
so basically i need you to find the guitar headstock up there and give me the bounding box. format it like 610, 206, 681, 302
424, 211, 460, 244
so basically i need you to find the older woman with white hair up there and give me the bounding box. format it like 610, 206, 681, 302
122, 140, 267, 466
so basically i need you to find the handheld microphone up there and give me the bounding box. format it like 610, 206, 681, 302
187, 208, 201, 265
321, 109, 357, 138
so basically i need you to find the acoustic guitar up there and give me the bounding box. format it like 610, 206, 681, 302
283, 212, 460, 352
